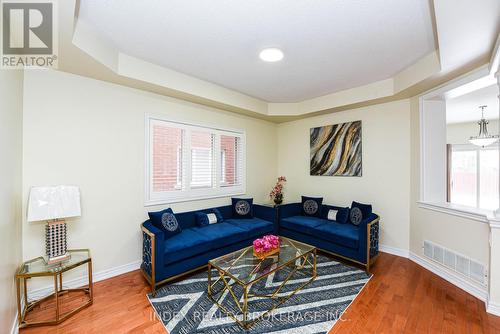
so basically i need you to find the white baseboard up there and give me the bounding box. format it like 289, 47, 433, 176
379, 244, 409, 258
28, 259, 142, 301
487, 299, 500, 316
409, 252, 488, 302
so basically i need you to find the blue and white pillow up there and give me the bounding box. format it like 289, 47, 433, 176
196, 208, 224, 227
326, 207, 350, 224
231, 198, 253, 219
349, 201, 372, 226
301, 196, 323, 217
148, 208, 182, 238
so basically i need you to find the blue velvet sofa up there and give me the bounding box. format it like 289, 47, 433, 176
141, 204, 276, 293
278, 203, 380, 271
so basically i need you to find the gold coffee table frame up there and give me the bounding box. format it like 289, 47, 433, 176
15, 249, 93, 328
208, 238, 317, 330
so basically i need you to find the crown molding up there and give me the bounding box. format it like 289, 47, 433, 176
69, 1, 442, 119
489, 32, 500, 76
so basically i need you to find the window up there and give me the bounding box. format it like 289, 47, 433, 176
220, 135, 241, 187
146, 117, 245, 204
449, 144, 499, 210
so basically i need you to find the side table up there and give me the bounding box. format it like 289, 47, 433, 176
16, 249, 93, 328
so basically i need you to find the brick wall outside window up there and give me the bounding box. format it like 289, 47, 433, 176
152, 125, 182, 192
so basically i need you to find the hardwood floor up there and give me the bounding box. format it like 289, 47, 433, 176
20, 252, 500, 334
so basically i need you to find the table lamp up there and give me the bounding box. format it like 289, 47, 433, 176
27, 185, 81, 264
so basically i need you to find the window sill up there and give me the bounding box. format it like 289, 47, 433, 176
417, 201, 494, 223
145, 190, 245, 207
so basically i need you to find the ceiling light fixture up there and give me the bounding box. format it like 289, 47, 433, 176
469, 105, 499, 147
259, 48, 284, 62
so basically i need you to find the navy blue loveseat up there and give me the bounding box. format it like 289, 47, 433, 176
141, 204, 276, 293
278, 202, 380, 271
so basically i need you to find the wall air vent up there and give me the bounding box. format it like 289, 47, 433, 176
422, 240, 487, 286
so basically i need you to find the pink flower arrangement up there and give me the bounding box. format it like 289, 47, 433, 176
253, 235, 280, 255
269, 176, 287, 204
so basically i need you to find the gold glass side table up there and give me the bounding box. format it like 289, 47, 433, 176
16, 249, 93, 328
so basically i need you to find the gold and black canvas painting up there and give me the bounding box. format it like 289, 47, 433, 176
310, 121, 362, 176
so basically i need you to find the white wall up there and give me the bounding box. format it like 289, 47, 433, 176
277, 99, 411, 252
410, 97, 490, 287
447, 120, 499, 145
421, 100, 447, 203
0, 70, 23, 333
22, 70, 277, 289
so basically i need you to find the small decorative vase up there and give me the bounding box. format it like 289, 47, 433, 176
273, 194, 283, 206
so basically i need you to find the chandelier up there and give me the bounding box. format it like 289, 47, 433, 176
469, 105, 498, 148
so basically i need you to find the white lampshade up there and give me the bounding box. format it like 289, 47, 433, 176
27, 186, 81, 222
469, 137, 499, 147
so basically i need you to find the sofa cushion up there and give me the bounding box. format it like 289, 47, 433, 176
192, 222, 247, 248
163, 228, 213, 265
225, 218, 274, 239
232, 198, 254, 219
281, 215, 328, 235
314, 222, 360, 249
148, 208, 182, 239
301, 196, 323, 217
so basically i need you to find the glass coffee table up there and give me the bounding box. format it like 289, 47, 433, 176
208, 237, 317, 329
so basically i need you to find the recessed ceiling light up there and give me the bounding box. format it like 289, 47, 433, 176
259, 48, 284, 62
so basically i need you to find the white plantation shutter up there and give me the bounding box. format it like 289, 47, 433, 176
190, 131, 215, 188
146, 117, 246, 205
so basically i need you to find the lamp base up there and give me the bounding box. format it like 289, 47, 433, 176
47, 253, 71, 265
45, 220, 68, 264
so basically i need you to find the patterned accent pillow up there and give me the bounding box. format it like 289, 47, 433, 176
351, 201, 372, 218
349, 207, 363, 226
231, 198, 253, 219
196, 209, 224, 227
148, 208, 182, 238
301, 196, 323, 217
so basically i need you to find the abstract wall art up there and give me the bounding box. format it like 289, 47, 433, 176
310, 121, 362, 176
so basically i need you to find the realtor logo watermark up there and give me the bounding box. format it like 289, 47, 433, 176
1, 0, 58, 69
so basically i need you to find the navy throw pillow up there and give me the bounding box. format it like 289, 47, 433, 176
148, 208, 182, 238
195, 212, 210, 227
350, 207, 363, 226
350, 201, 372, 225
213, 208, 224, 223
231, 198, 253, 219
336, 207, 350, 224
301, 196, 323, 217
195, 209, 224, 227
351, 201, 372, 217
323, 206, 349, 224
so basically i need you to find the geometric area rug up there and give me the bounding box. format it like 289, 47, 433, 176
148, 255, 371, 334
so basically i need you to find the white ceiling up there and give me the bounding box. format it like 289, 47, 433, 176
78, 0, 436, 102
446, 85, 499, 124
433, 0, 500, 71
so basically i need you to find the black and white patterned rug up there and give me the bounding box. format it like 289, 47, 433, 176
148, 255, 371, 334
